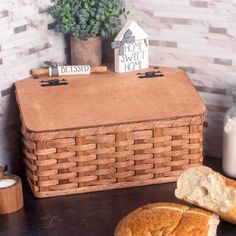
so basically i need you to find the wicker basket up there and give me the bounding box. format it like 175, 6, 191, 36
16, 67, 206, 198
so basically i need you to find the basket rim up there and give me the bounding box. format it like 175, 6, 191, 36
20, 112, 205, 134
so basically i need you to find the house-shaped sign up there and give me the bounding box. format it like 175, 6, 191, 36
112, 20, 149, 73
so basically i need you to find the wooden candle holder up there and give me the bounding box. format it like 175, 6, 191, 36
0, 169, 24, 215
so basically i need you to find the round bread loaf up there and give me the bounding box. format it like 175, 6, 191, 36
114, 202, 219, 236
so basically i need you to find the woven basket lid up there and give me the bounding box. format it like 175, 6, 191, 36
15, 67, 206, 132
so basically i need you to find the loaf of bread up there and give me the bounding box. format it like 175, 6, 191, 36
114, 202, 219, 236
175, 166, 236, 224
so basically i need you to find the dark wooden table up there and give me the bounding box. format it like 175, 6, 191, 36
0, 157, 235, 236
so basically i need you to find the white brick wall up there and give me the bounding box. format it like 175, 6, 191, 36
125, 0, 236, 158
0, 0, 66, 172
0, 0, 235, 172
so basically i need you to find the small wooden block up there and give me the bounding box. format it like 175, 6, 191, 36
113, 20, 149, 73
0, 166, 3, 179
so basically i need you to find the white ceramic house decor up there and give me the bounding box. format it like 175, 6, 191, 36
112, 20, 149, 73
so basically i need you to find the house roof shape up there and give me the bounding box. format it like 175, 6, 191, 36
115, 20, 148, 41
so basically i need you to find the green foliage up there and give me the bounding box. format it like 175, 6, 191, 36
47, 0, 129, 40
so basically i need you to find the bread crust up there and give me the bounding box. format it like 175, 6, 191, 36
114, 202, 217, 236
175, 166, 236, 224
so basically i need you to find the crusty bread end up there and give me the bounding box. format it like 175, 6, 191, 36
175, 166, 236, 224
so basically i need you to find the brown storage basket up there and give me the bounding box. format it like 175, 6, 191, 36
16, 67, 206, 198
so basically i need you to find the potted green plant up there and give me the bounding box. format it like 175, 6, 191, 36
48, 0, 129, 66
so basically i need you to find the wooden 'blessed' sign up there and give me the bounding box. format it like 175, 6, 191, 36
112, 20, 149, 73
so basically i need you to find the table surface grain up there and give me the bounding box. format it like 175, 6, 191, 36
0, 157, 235, 236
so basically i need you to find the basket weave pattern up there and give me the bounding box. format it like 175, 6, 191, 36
22, 115, 204, 198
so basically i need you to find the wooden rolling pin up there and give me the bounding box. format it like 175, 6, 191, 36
0, 166, 24, 214
31, 65, 108, 77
